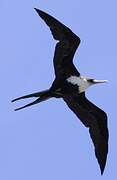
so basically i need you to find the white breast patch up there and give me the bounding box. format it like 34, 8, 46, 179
67, 76, 90, 93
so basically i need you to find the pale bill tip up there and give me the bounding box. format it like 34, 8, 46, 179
93, 79, 108, 83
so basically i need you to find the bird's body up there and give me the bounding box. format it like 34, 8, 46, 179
12, 8, 109, 175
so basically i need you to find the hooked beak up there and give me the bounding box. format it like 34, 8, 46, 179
93, 79, 108, 84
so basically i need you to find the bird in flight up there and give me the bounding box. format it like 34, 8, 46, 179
12, 8, 109, 175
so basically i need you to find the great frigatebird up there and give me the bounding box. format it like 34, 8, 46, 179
12, 8, 109, 175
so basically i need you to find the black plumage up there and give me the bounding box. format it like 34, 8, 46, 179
12, 8, 108, 175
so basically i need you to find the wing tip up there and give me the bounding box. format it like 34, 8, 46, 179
100, 166, 105, 175
98, 154, 107, 175
34, 8, 40, 12
34, 8, 46, 17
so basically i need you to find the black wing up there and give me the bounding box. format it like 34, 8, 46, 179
63, 92, 108, 175
34, 8, 81, 77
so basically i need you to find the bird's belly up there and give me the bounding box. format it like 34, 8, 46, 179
66, 75, 90, 93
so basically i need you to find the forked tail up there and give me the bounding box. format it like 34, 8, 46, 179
12, 89, 51, 111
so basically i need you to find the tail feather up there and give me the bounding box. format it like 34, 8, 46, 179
12, 89, 49, 102
14, 96, 50, 111
12, 89, 51, 111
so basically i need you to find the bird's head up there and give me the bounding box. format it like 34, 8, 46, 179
75, 76, 108, 93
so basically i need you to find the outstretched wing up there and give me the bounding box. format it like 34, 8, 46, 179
63, 92, 108, 175
34, 8, 81, 77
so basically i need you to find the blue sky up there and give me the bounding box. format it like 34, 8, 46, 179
0, 0, 116, 179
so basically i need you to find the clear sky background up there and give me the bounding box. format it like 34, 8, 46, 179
0, 0, 116, 179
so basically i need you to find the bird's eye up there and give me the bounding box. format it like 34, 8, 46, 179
88, 79, 94, 83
